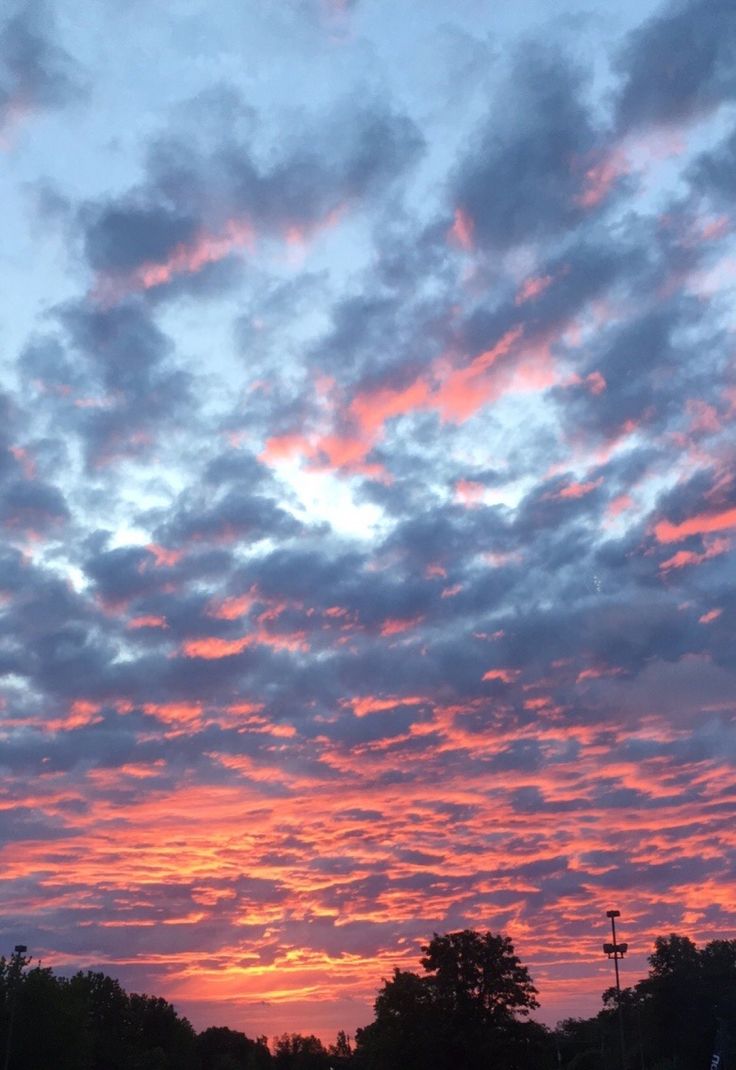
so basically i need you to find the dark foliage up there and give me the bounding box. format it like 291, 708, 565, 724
2, 930, 735, 1070
354, 929, 550, 1070
198, 1025, 271, 1069
556, 934, 736, 1070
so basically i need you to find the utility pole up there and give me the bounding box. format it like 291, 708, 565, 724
603, 910, 628, 1070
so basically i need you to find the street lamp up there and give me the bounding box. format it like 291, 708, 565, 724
603, 911, 627, 1070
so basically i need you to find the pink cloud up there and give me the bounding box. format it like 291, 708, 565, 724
655, 508, 736, 543
94, 218, 256, 303
575, 148, 630, 209
348, 695, 426, 718
482, 668, 520, 684
659, 535, 731, 571
127, 615, 168, 630
455, 479, 485, 506
182, 636, 254, 659
586, 371, 607, 395
607, 494, 633, 518
207, 592, 256, 620
515, 273, 554, 306
555, 477, 603, 500
448, 207, 474, 251
350, 379, 431, 438
380, 615, 424, 637
9, 445, 37, 478
145, 544, 184, 568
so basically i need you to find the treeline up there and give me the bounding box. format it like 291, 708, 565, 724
1, 930, 735, 1070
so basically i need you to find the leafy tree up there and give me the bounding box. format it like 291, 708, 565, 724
68, 970, 133, 1069
555, 1017, 604, 1070
4, 963, 89, 1070
554, 934, 736, 1070
421, 929, 539, 1025
198, 1024, 272, 1069
126, 991, 199, 1069
273, 1032, 330, 1070
1, 953, 200, 1070
633, 934, 736, 1070
355, 968, 441, 1070
328, 1029, 353, 1061
355, 930, 547, 1070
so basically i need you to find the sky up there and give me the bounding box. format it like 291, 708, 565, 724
1, 0, 735, 1045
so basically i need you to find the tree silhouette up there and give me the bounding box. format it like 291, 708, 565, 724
355, 929, 546, 1070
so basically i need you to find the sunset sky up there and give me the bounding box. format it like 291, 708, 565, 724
1, 0, 735, 1044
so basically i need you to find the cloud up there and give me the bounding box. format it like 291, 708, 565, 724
614, 0, 736, 132
689, 123, 736, 204
452, 46, 599, 249
78, 96, 423, 301
2, 0, 736, 1044
21, 300, 193, 467
0, 0, 84, 140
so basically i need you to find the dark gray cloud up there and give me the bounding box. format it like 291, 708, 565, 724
453, 46, 598, 249
688, 122, 736, 203
614, 0, 736, 131
78, 96, 423, 299
0, 0, 84, 130
21, 300, 194, 467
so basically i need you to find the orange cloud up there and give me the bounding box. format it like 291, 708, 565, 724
482, 669, 520, 683
699, 608, 723, 624
142, 702, 204, 726
380, 615, 424, 637
655, 507, 736, 543
431, 326, 525, 422
556, 477, 603, 500
576, 666, 625, 683
44, 701, 103, 732
207, 592, 256, 620
181, 636, 253, 659
348, 695, 426, 718
127, 615, 168, 630
146, 544, 183, 568
659, 535, 731, 571
261, 326, 559, 481
350, 379, 431, 438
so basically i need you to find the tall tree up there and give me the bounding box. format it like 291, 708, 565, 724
554, 934, 736, 1070
272, 1032, 330, 1070
198, 1024, 272, 1069
421, 929, 540, 1025
355, 930, 548, 1070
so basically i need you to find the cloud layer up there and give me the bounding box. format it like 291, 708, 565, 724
1, 0, 735, 1043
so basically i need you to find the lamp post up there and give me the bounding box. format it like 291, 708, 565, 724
3, 945, 28, 1070
603, 911, 627, 1070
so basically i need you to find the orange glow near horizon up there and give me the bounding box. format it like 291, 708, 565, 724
4, 681, 735, 1038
